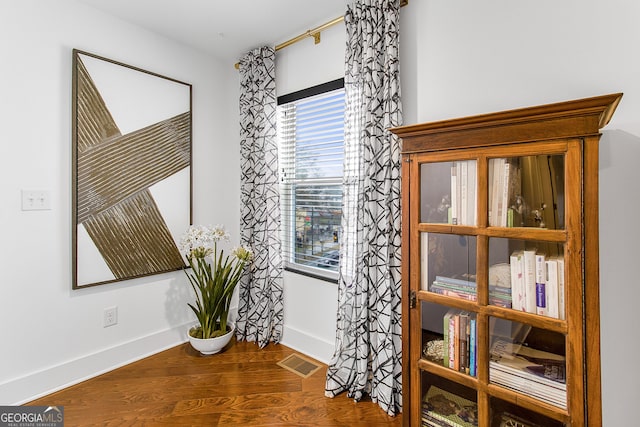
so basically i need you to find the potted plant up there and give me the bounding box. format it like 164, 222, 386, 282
180, 224, 252, 354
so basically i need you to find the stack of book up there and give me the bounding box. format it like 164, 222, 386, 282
488, 158, 521, 227
449, 160, 477, 226
509, 250, 565, 319
422, 385, 478, 427
495, 411, 543, 427
489, 339, 566, 409
430, 276, 512, 308
442, 309, 477, 376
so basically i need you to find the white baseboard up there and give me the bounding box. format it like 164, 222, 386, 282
280, 325, 335, 365
0, 322, 191, 405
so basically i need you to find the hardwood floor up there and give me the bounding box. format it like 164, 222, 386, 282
28, 339, 403, 426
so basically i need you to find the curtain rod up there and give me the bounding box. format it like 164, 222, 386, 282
234, 0, 407, 70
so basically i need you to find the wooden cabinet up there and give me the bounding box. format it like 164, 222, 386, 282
391, 94, 622, 427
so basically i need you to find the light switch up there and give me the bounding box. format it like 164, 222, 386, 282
21, 190, 51, 211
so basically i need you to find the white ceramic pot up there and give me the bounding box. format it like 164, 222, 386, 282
187, 322, 234, 355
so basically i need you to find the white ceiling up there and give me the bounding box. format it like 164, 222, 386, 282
77, 0, 347, 62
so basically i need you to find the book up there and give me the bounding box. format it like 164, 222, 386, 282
422, 411, 457, 427
467, 160, 477, 226
443, 309, 456, 368
430, 280, 512, 307
453, 313, 460, 371
490, 158, 506, 226
497, 411, 543, 427
545, 257, 559, 319
449, 312, 457, 369
522, 249, 537, 313
499, 160, 511, 227
469, 315, 477, 377
509, 251, 524, 311
460, 161, 468, 225
535, 253, 546, 316
422, 385, 478, 427
458, 312, 469, 374
557, 257, 565, 320
489, 338, 567, 408
451, 162, 458, 225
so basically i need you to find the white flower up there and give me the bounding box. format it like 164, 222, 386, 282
232, 245, 254, 262
179, 224, 229, 258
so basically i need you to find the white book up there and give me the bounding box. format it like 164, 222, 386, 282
535, 253, 547, 316
545, 257, 559, 319
459, 161, 468, 225
523, 249, 537, 313
509, 251, 525, 311
557, 256, 565, 320
490, 158, 506, 226
500, 160, 511, 227
450, 162, 458, 225
488, 159, 495, 225
467, 160, 477, 226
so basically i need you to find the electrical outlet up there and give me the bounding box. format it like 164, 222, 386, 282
104, 306, 118, 327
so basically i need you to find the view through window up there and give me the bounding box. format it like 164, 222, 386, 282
277, 79, 345, 280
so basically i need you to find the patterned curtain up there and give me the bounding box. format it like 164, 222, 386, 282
324, 0, 403, 416
236, 46, 284, 347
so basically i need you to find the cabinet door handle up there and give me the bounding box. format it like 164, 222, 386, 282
409, 290, 416, 309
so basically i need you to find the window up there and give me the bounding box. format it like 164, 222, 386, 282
277, 79, 345, 281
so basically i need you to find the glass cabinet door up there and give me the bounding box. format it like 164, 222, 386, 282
421, 160, 477, 226
421, 372, 478, 427
489, 317, 567, 409
421, 232, 477, 298
421, 301, 478, 378
488, 238, 565, 318
488, 155, 564, 229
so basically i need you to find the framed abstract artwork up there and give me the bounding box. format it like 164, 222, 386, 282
71, 49, 192, 288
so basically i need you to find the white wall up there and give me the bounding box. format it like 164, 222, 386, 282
0, 0, 239, 404
400, 1, 640, 424
275, 23, 345, 363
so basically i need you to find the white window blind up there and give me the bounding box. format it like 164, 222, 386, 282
277, 83, 345, 280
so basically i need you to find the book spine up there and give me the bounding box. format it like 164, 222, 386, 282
434, 275, 477, 288
467, 160, 477, 226
448, 313, 456, 369
535, 253, 546, 316
469, 316, 476, 377
500, 160, 510, 227
443, 310, 451, 368
450, 162, 458, 225
459, 313, 468, 374
430, 287, 477, 301
545, 257, 559, 319
488, 159, 495, 224
421, 411, 454, 427
460, 161, 467, 225
491, 158, 505, 226
453, 313, 460, 371
557, 256, 565, 320
523, 249, 537, 313
509, 252, 522, 311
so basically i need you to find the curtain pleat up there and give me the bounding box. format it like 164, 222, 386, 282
325, 0, 403, 416
236, 46, 284, 347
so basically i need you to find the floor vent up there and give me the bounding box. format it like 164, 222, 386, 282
277, 353, 322, 378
